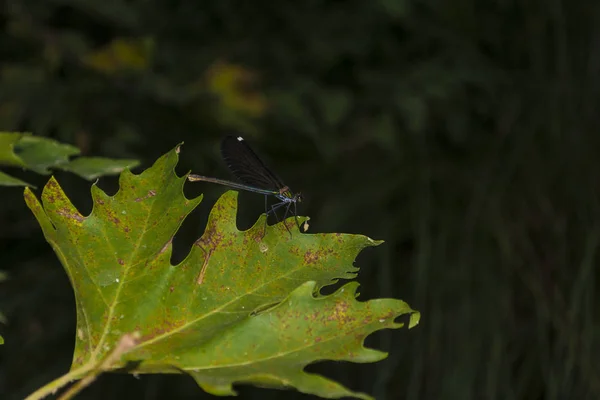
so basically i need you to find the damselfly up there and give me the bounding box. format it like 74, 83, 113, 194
188, 135, 303, 237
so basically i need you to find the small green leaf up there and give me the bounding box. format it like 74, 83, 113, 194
14, 135, 80, 174
0, 170, 32, 187
25, 145, 419, 399
56, 157, 141, 180
0, 132, 139, 183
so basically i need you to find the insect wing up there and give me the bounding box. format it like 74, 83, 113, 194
220, 135, 286, 190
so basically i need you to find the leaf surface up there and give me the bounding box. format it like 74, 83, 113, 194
24, 145, 419, 399
56, 157, 141, 180
14, 134, 80, 174
0, 170, 31, 187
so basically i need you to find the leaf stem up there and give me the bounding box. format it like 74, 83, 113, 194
25, 333, 141, 400
24, 365, 93, 400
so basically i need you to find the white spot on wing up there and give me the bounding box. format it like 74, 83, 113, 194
237, 136, 244, 141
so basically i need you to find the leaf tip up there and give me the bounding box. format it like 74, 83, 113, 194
368, 238, 384, 247
41, 176, 63, 202
23, 185, 34, 197
23, 186, 40, 210
408, 310, 421, 329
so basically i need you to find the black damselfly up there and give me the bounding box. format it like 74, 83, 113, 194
188, 135, 304, 237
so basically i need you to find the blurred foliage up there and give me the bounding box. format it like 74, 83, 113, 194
0, 132, 139, 185
1, 0, 600, 399
82, 37, 154, 74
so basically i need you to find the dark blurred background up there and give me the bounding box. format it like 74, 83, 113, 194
1, 0, 600, 399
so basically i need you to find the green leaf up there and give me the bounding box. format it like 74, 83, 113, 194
13, 134, 80, 174
0, 132, 80, 174
0, 132, 141, 184
24, 145, 419, 399
56, 157, 141, 180
0, 170, 32, 187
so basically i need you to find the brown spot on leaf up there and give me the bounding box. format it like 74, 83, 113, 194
381, 310, 395, 319
57, 209, 84, 223
135, 189, 158, 202
118, 259, 125, 266
105, 209, 121, 225
304, 248, 336, 265
197, 222, 225, 251
304, 250, 318, 265
327, 300, 353, 325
